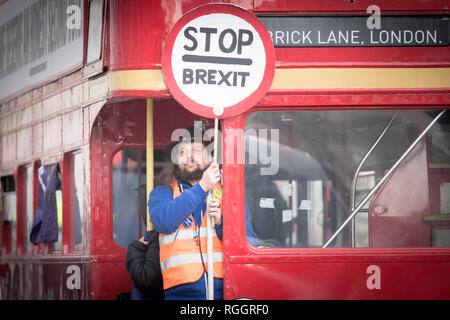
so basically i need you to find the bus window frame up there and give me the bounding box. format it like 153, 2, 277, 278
224, 104, 450, 262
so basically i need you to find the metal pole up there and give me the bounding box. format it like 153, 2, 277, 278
206, 117, 219, 300
323, 109, 446, 248
350, 111, 398, 247
146, 99, 154, 231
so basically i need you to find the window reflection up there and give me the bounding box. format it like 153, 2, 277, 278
245, 109, 450, 248
112, 149, 146, 248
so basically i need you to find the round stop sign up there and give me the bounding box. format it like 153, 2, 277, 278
162, 4, 275, 119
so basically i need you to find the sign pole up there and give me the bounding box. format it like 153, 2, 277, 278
206, 117, 219, 300
146, 99, 154, 231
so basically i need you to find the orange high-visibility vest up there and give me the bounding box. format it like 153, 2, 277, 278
159, 181, 224, 290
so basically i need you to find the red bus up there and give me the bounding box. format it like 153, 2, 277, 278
0, 0, 449, 299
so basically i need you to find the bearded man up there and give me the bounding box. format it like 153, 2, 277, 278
148, 125, 226, 300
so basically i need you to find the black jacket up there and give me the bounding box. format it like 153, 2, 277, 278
125, 231, 164, 299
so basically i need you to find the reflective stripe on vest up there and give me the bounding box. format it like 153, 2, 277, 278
161, 252, 224, 271
159, 181, 224, 290
159, 226, 217, 246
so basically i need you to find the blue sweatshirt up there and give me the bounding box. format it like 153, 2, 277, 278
148, 180, 257, 300
149, 180, 222, 236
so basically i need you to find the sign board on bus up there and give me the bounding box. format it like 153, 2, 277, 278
162, 4, 275, 119
259, 15, 449, 47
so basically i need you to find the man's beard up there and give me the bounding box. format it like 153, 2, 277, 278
174, 164, 207, 183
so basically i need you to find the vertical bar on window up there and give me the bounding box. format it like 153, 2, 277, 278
53, 161, 63, 253
25, 166, 33, 253
146, 99, 154, 231
17, 168, 25, 254
137, 149, 143, 238
62, 153, 73, 254
32, 161, 41, 254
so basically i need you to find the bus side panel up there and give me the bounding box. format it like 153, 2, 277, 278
227, 261, 450, 300
369, 140, 430, 247
90, 261, 131, 300
0, 260, 89, 299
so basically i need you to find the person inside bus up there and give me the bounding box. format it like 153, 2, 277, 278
143, 125, 257, 300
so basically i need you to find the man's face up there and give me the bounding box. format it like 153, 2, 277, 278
177, 142, 210, 173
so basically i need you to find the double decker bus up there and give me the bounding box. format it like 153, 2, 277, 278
0, 0, 449, 299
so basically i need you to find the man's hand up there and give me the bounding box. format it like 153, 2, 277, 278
207, 195, 221, 225
138, 236, 148, 245
199, 162, 220, 192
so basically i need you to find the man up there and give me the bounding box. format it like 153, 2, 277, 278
148, 125, 224, 300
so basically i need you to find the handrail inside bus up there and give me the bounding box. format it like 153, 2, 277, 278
349, 111, 399, 247
323, 109, 446, 248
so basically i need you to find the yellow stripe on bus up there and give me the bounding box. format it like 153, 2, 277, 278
108, 69, 167, 91
107, 68, 450, 93
271, 68, 450, 90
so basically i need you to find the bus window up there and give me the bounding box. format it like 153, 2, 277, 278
112, 149, 146, 248
86, 0, 104, 64
19, 165, 34, 253
1, 175, 16, 254
244, 109, 450, 248
28, 163, 62, 251
67, 152, 85, 251
73, 153, 84, 250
